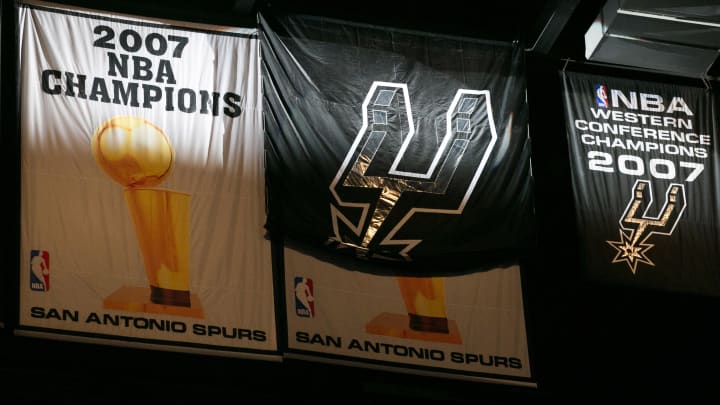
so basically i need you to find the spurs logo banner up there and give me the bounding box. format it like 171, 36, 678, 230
260, 14, 534, 274
260, 14, 535, 387
18, 1, 278, 357
561, 70, 720, 296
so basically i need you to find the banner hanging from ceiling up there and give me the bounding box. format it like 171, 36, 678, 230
260, 14, 534, 274
17, 1, 278, 358
260, 14, 535, 386
561, 70, 720, 296
282, 247, 534, 386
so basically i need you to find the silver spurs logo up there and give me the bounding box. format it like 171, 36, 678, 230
328, 81, 500, 260
607, 179, 687, 274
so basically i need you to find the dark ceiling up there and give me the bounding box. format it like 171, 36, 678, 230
36, 0, 720, 80
49, 0, 593, 48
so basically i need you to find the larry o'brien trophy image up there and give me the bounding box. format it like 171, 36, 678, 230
92, 116, 203, 318
366, 276, 462, 344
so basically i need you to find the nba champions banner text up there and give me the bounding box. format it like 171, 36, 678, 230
562, 71, 720, 296
40, 20, 243, 117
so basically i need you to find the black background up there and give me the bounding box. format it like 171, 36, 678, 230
2, 0, 719, 403
262, 14, 533, 274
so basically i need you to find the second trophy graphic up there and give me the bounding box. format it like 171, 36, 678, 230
366, 276, 462, 344
92, 116, 203, 318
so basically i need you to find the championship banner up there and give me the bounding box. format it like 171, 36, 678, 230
17, 1, 278, 358
561, 71, 720, 296
284, 247, 534, 386
261, 14, 535, 385
260, 14, 534, 273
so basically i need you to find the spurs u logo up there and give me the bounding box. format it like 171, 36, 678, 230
328, 81, 500, 260
607, 179, 687, 274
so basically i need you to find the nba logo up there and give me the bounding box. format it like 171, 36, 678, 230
30, 250, 50, 292
595, 85, 609, 108
294, 277, 315, 318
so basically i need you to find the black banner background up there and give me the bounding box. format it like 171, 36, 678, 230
260, 14, 534, 275
562, 70, 720, 296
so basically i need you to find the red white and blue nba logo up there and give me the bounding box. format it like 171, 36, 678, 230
595, 84, 609, 108
30, 250, 50, 292
294, 277, 314, 318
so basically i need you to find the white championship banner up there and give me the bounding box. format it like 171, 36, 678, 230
283, 247, 534, 386
17, 1, 278, 359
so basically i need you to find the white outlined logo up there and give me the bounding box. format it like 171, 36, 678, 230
328, 81, 498, 260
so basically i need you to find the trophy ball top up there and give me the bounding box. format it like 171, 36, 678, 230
92, 116, 175, 188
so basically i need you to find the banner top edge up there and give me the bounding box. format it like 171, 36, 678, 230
19, 0, 257, 36
258, 12, 519, 49
558, 60, 711, 89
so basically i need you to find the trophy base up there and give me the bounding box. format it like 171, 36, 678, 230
365, 312, 462, 344
103, 286, 204, 318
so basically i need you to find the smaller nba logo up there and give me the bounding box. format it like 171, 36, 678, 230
294, 277, 315, 318
30, 250, 50, 292
595, 84, 609, 108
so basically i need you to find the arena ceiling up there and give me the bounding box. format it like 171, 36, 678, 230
43, 0, 720, 79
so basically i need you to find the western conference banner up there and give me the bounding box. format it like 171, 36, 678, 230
18, 1, 278, 358
562, 71, 720, 296
261, 14, 534, 385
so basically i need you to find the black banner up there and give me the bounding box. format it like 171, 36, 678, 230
260, 14, 534, 275
561, 70, 720, 295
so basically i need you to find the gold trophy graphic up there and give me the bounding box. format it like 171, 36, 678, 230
92, 116, 203, 318
366, 276, 462, 344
